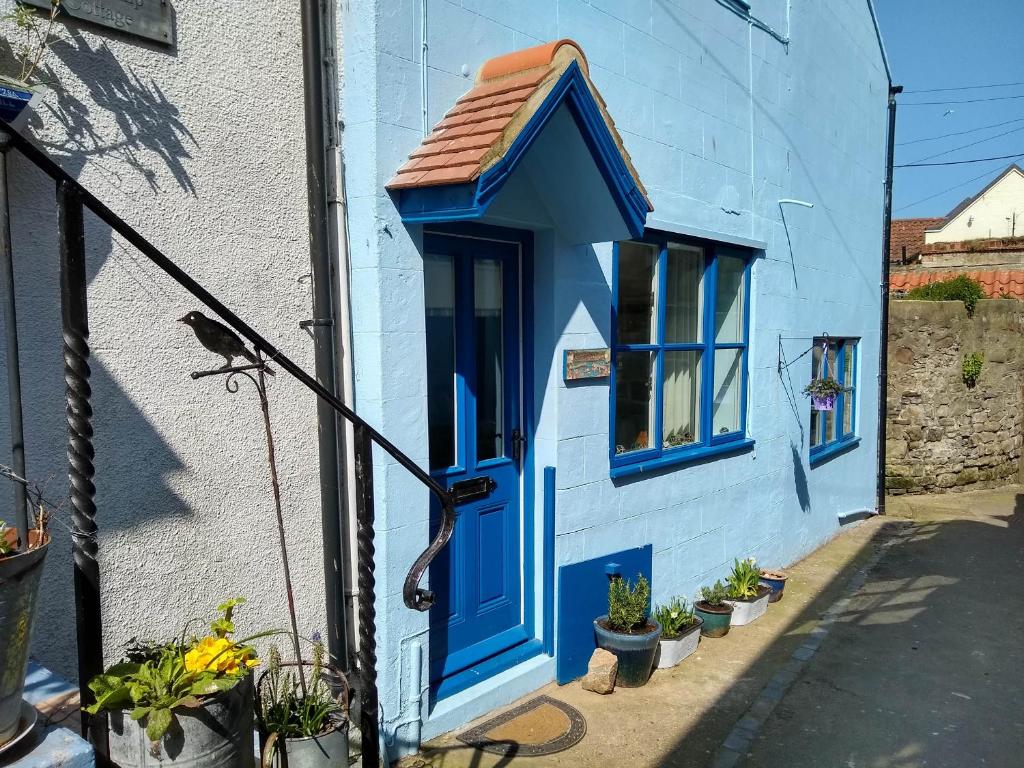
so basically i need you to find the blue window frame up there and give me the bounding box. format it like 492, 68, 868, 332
809, 337, 859, 464
610, 231, 753, 478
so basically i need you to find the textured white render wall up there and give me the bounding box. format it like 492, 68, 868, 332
925, 167, 1024, 243
0, 1, 327, 678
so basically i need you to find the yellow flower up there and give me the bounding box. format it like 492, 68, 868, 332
184, 636, 257, 676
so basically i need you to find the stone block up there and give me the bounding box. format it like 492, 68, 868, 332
581, 648, 618, 694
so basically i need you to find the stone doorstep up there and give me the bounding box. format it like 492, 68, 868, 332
4, 663, 93, 768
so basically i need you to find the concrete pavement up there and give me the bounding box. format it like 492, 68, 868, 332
741, 488, 1024, 768
401, 488, 1023, 768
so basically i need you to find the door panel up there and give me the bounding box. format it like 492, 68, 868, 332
424, 232, 524, 687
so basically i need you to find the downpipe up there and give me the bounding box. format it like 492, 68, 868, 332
382, 639, 424, 759
876, 84, 902, 516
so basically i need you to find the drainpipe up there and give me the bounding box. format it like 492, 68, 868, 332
0, 135, 30, 542
299, 0, 349, 671
876, 84, 902, 516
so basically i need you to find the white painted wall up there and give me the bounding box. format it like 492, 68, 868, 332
925, 167, 1024, 243
0, 2, 328, 678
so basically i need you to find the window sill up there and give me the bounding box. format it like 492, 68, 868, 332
810, 436, 860, 467
610, 438, 755, 479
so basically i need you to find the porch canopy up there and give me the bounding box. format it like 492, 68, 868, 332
387, 40, 653, 244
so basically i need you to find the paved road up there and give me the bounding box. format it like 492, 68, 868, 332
741, 490, 1024, 768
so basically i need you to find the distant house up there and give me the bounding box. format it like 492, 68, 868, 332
925, 165, 1024, 244
890, 165, 1024, 297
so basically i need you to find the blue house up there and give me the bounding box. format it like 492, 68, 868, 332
343, 0, 890, 755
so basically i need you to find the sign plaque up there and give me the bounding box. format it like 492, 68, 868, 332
563, 348, 611, 381
25, 0, 173, 46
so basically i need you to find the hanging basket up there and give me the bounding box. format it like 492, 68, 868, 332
811, 394, 835, 411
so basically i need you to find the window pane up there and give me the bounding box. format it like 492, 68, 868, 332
714, 256, 745, 343
827, 341, 837, 380
475, 259, 504, 461
712, 348, 743, 435
614, 351, 654, 454
842, 343, 854, 388
662, 351, 701, 447
616, 241, 659, 344
810, 411, 821, 447
825, 407, 835, 443
665, 244, 703, 343
843, 391, 853, 436
425, 253, 456, 471
811, 341, 822, 380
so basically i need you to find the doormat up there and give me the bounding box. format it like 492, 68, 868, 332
456, 695, 586, 757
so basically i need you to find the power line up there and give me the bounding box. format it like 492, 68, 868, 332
897, 117, 1024, 146
895, 163, 1009, 213
901, 93, 1024, 106
896, 152, 1024, 168
909, 124, 1024, 164
904, 80, 1024, 94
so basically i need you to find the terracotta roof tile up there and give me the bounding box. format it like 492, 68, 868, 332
386, 38, 650, 210
890, 269, 1024, 299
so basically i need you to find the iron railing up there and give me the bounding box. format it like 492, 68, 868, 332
0, 120, 459, 768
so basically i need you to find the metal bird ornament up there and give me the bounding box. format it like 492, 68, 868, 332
178, 311, 275, 375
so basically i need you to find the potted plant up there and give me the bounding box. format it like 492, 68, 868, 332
257, 637, 349, 768
803, 376, 842, 412
759, 569, 789, 603
724, 558, 772, 626
652, 597, 702, 669
593, 574, 661, 687
0, 508, 49, 747
0, 1, 61, 128
85, 598, 270, 768
694, 581, 733, 638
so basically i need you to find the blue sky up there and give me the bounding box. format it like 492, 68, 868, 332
874, 0, 1024, 218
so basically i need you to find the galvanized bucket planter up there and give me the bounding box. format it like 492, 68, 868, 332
256, 662, 350, 768
724, 585, 772, 626
654, 617, 702, 669
0, 538, 49, 746
108, 675, 255, 768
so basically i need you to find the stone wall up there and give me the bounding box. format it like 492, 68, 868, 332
887, 300, 1024, 494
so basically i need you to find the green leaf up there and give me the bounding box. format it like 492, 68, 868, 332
87, 681, 134, 713
146, 708, 174, 742
129, 707, 152, 721
172, 695, 203, 710
192, 676, 238, 696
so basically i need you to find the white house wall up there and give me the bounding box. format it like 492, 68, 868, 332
0, 2, 327, 678
924, 167, 1024, 243
344, 0, 889, 754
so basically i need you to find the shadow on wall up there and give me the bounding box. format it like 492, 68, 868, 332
0, 160, 193, 679
790, 442, 810, 512
2, 31, 199, 195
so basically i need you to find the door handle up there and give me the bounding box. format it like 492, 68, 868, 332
511, 428, 526, 462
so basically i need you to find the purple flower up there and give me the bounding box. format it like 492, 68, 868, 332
310, 630, 322, 644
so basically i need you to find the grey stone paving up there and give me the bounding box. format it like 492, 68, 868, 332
738, 489, 1024, 768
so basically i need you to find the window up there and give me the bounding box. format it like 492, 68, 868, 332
610, 232, 753, 476
809, 337, 859, 463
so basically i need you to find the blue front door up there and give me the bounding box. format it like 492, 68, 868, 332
423, 231, 526, 695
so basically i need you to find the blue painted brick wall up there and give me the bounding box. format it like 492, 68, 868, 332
343, 0, 889, 752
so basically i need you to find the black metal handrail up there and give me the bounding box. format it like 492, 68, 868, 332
0, 119, 458, 768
